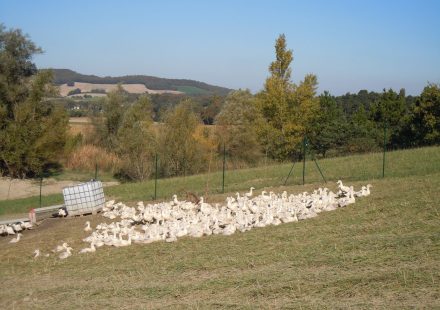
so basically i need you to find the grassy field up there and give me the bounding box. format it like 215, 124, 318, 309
176, 85, 210, 95
1, 146, 440, 217
0, 156, 439, 307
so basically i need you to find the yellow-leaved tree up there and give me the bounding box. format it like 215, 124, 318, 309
256, 34, 319, 160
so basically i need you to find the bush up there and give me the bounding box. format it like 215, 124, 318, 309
67, 88, 81, 96
65, 144, 120, 173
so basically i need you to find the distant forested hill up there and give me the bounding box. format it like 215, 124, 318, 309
50, 69, 232, 96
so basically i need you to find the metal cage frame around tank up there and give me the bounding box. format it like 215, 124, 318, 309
62, 181, 105, 216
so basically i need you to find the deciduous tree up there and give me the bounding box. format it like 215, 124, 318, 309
116, 95, 156, 180
256, 34, 319, 160
410, 83, 440, 145
215, 90, 262, 163
0, 25, 68, 177
159, 99, 204, 176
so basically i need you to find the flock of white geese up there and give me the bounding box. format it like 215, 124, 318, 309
4, 180, 371, 260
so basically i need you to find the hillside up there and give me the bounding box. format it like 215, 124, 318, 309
50, 69, 232, 96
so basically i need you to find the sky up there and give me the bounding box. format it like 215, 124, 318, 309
1, 0, 439, 95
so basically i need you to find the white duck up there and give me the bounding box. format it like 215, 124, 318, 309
245, 187, 255, 198
79, 242, 96, 254
20, 221, 33, 230
9, 233, 22, 243
6, 225, 15, 235
53, 242, 69, 253
33, 249, 40, 258
59, 247, 73, 259
337, 180, 351, 196
12, 223, 22, 232
84, 221, 92, 232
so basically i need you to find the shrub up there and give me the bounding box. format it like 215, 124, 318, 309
67, 88, 81, 96
65, 144, 120, 173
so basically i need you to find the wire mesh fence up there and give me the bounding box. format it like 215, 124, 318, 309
1, 139, 440, 219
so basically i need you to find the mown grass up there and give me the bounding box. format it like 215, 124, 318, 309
0, 171, 439, 308
1, 146, 440, 217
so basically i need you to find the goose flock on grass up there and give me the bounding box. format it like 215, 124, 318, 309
3, 180, 371, 260
73, 180, 371, 257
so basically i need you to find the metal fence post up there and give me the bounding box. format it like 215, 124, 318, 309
382, 122, 387, 178
302, 137, 307, 185
154, 153, 158, 200
222, 143, 226, 193
39, 176, 43, 209
313, 158, 327, 183
95, 163, 98, 180
284, 161, 295, 186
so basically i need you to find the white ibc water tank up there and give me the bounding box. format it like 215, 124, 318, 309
62, 181, 105, 216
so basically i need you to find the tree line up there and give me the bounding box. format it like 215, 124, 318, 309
1, 25, 439, 180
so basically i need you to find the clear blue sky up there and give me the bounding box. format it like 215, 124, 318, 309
1, 0, 439, 95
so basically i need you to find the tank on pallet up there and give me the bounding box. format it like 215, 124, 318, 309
62, 181, 105, 216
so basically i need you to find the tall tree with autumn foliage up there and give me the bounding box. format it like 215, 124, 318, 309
256, 34, 319, 160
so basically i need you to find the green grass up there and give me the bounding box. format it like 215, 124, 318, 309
1, 146, 440, 217
0, 166, 439, 307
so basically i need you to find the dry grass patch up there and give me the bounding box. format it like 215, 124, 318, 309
65, 145, 121, 172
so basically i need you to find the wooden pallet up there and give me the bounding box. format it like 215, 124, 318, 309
32, 204, 64, 222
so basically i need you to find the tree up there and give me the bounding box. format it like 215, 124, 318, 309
159, 99, 204, 176
308, 91, 347, 157
410, 83, 440, 145
67, 88, 81, 96
116, 95, 156, 181
256, 34, 319, 160
201, 95, 224, 125
370, 88, 407, 147
345, 105, 379, 153
94, 84, 126, 149
215, 90, 262, 163
0, 25, 68, 178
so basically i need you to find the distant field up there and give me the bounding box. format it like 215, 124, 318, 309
0, 147, 439, 308
68, 117, 94, 136
176, 85, 210, 95
59, 82, 183, 97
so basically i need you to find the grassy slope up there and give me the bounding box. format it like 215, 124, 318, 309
0, 171, 439, 307
176, 85, 210, 95
1, 146, 439, 217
